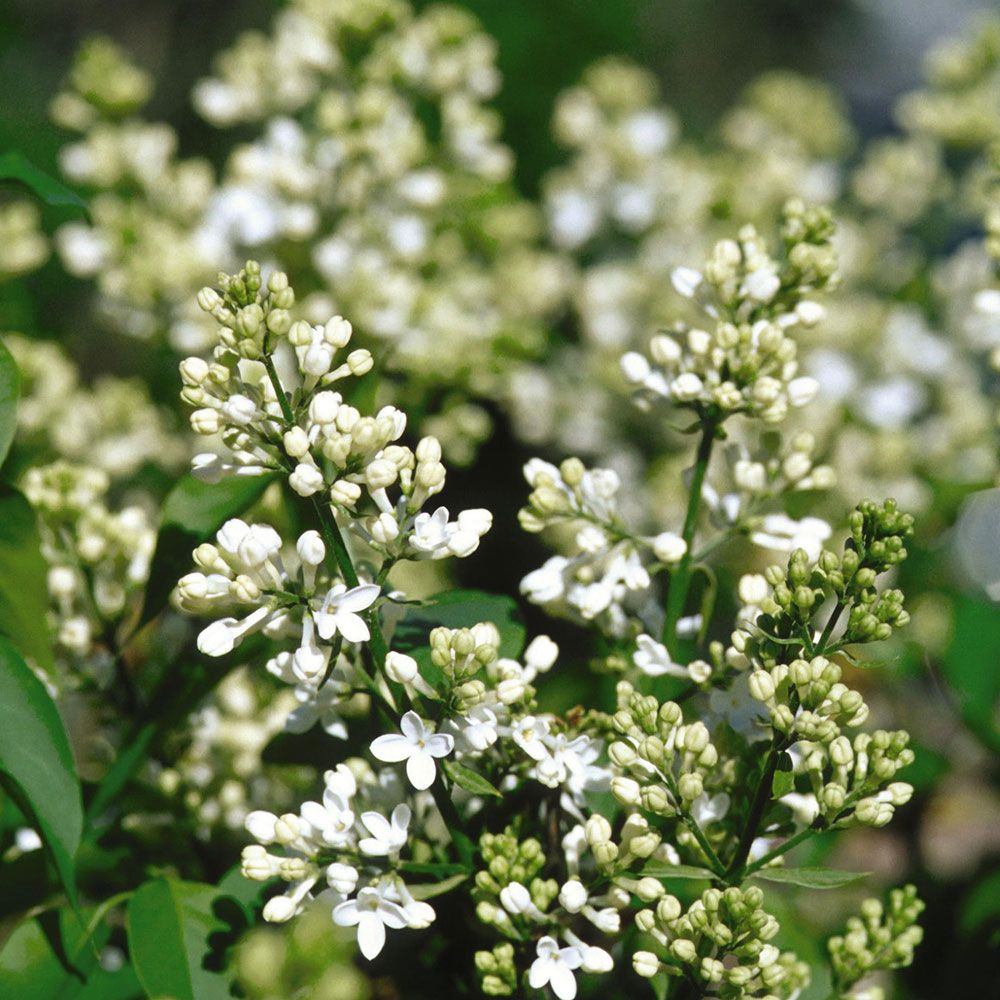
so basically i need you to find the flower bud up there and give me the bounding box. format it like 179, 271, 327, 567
748, 670, 775, 702
671, 939, 697, 963
652, 532, 687, 564
190, 408, 221, 435
347, 348, 373, 376
633, 951, 661, 978
386, 651, 419, 684
262, 895, 296, 923
296, 530, 325, 567
611, 776, 642, 806
290, 462, 325, 497
330, 480, 362, 506
283, 426, 310, 458
677, 772, 703, 801
558, 879, 588, 913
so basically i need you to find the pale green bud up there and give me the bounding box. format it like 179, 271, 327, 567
671, 939, 697, 963
636, 877, 665, 903
678, 772, 703, 800
633, 951, 661, 978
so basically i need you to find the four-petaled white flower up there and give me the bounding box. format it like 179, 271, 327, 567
529, 937, 583, 1000
512, 715, 550, 761
333, 885, 409, 960
370, 711, 454, 790
632, 634, 687, 678
299, 789, 355, 848
314, 583, 380, 642
408, 506, 493, 559
359, 804, 411, 857
750, 513, 831, 562
460, 705, 500, 752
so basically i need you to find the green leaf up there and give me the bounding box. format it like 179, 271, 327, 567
959, 867, 1000, 937
406, 872, 469, 900
772, 751, 795, 798
0, 636, 81, 906
442, 758, 502, 798
138, 473, 276, 629
127, 878, 236, 1000
939, 597, 1000, 754
0, 486, 55, 673
0, 907, 141, 1000
392, 588, 525, 690
398, 861, 469, 878
749, 866, 868, 888
0, 337, 20, 468
0, 151, 88, 212
88, 635, 269, 825
637, 864, 716, 881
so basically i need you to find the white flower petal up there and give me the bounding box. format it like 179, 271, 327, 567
337, 612, 371, 643
356, 911, 386, 959
370, 733, 413, 763
406, 750, 437, 790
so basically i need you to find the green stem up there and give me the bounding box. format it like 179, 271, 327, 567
263, 352, 389, 667
742, 824, 819, 877
816, 600, 845, 652
262, 353, 295, 425
263, 348, 469, 863
726, 596, 846, 880
662, 416, 718, 657
725, 735, 790, 879
658, 766, 726, 876
682, 813, 727, 878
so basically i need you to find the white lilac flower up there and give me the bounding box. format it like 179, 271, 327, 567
529, 936, 583, 1000
284, 677, 350, 739
750, 513, 832, 562
708, 672, 770, 741
369, 711, 455, 790
358, 804, 411, 858
632, 634, 687, 678
299, 788, 355, 848
407, 506, 493, 559
522, 635, 559, 682
313, 583, 380, 642
333, 885, 409, 960
512, 715, 551, 761
460, 705, 500, 752
690, 792, 731, 826
534, 733, 610, 801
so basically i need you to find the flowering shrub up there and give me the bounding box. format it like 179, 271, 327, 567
2, 4, 1000, 1000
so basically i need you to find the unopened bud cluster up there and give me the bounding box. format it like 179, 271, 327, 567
621, 201, 836, 423
828, 886, 925, 994
795, 730, 915, 828
473, 824, 619, 995
181, 263, 491, 562
632, 885, 810, 999
24, 461, 154, 658
608, 681, 727, 865
733, 498, 914, 672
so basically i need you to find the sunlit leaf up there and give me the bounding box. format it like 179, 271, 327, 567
0, 486, 55, 673
137, 473, 276, 629
442, 758, 502, 798
0, 151, 88, 212
0, 637, 81, 906
127, 878, 236, 1000
749, 866, 868, 888
0, 337, 20, 468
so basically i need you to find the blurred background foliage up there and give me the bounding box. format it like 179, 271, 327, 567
1, 0, 998, 997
